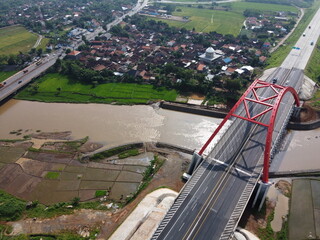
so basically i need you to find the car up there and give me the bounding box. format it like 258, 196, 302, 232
303, 33, 306, 37
23, 69, 28, 73
18, 80, 22, 84
285, 80, 289, 86
311, 41, 314, 46
309, 26, 311, 29
272, 78, 278, 84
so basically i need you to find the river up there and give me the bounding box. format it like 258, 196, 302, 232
0, 100, 221, 153
1, 99, 319, 171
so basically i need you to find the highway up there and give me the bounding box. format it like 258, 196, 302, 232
0, 51, 63, 102
282, 7, 320, 69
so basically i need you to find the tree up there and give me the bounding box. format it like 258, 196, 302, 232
37, 48, 43, 56
225, 79, 241, 93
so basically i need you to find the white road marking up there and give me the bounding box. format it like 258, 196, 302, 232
179, 222, 185, 232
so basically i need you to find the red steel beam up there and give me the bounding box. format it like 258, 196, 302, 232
262, 86, 300, 183
198, 79, 300, 184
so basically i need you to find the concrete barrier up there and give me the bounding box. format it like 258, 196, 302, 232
160, 101, 320, 130
160, 101, 228, 118
270, 169, 320, 178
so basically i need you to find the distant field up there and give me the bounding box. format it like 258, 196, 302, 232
16, 73, 178, 104
0, 25, 38, 55
221, 2, 299, 14
151, 7, 244, 35
0, 71, 17, 82
151, 1, 297, 35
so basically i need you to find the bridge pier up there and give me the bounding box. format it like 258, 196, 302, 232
186, 152, 203, 176
252, 181, 272, 211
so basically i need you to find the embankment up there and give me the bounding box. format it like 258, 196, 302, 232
270, 169, 320, 178
160, 101, 320, 130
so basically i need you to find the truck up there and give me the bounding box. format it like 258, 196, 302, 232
36, 60, 42, 66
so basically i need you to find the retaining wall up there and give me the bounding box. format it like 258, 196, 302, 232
160, 101, 320, 130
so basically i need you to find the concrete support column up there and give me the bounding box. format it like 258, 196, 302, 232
187, 152, 203, 175
252, 181, 271, 211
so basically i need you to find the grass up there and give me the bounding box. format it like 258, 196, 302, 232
36, 37, 50, 51
95, 190, 107, 197
0, 25, 38, 55
118, 149, 140, 159
0, 71, 17, 82
267, 0, 320, 68
16, 73, 178, 104
151, 6, 244, 35
45, 172, 60, 180
153, 1, 297, 35
89, 143, 143, 161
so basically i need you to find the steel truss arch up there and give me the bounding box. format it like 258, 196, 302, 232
199, 79, 300, 183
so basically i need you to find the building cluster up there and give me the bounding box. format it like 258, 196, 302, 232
0, 0, 135, 32
245, 10, 298, 49
66, 21, 268, 83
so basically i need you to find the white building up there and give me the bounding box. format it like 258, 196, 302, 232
199, 47, 224, 63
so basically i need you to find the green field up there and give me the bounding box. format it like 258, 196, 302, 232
0, 71, 17, 82
153, 7, 244, 35
0, 25, 38, 55
16, 73, 178, 104
221, 2, 298, 14
152, 1, 297, 35
267, 0, 320, 68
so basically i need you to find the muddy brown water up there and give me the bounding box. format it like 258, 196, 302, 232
1, 100, 319, 170
0, 100, 221, 153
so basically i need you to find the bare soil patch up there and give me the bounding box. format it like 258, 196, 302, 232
275, 180, 291, 196
299, 103, 319, 122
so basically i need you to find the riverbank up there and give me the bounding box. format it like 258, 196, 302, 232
160, 101, 320, 130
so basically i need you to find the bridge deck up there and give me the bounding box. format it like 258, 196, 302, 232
152, 67, 304, 240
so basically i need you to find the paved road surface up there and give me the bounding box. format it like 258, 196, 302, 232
282, 7, 320, 69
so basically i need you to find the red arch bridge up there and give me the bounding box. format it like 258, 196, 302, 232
152, 67, 303, 240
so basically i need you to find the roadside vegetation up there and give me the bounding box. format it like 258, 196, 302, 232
305, 37, 320, 83
15, 73, 178, 104
0, 25, 38, 55
305, 36, 320, 109
0, 70, 17, 82
266, 0, 320, 68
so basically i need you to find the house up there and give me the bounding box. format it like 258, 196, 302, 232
259, 56, 267, 63
93, 64, 106, 71
67, 50, 81, 60
262, 42, 271, 48
197, 63, 206, 72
